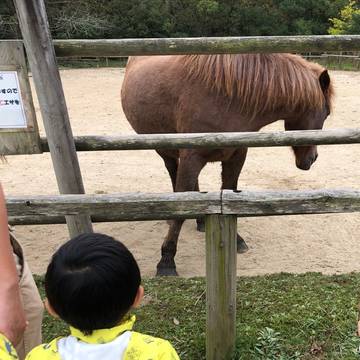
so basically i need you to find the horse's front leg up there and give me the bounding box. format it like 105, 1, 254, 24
194, 179, 206, 232
156, 219, 184, 276
221, 148, 249, 253
156, 150, 206, 276
156, 150, 179, 192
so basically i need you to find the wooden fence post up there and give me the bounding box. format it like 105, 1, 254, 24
206, 214, 237, 360
13, 0, 93, 236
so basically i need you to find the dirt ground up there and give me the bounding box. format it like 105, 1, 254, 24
1, 67, 359, 277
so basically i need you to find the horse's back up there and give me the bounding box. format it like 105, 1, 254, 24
121, 55, 245, 135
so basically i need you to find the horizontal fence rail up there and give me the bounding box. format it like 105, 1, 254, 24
39, 128, 360, 152
222, 189, 360, 216
49, 35, 360, 57
7, 192, 221, 222
6, 189, 360, 225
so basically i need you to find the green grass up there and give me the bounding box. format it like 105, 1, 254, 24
57, 58, 128, 69
309, 58, 360, 71
35, 273, 360, 359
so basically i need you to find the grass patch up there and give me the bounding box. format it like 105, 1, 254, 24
35, 273, 360, 359
57, 57, 128, 69
314, 59, 360, 72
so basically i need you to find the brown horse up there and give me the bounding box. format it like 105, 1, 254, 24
121, 53, 334, 276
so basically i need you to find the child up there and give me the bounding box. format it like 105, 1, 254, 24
1, 233, 179, 359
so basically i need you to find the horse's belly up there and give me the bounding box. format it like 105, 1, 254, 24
198, 148, 239, 163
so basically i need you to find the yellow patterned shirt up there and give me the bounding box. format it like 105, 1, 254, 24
0, 334, 18, 359
0, 316, 179, 360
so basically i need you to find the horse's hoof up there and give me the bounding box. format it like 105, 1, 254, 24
196, 220, 205, 232
237, 235, 249, 254
156, 267, 179, 277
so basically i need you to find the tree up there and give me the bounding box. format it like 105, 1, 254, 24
0, 0, 19, 39
105, 0, 171, 38
329, 0, 360, 34
276, 0, 348, 35
46, 0, 112, 39
0, 0, 355, 40
227, 1, 288, 36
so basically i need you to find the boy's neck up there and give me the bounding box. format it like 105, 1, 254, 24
70, 315, 136, 344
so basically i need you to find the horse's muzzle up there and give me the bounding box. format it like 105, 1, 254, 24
296, 153, 318, 171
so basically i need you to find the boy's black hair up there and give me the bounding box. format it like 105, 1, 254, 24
45, 233, 141, 334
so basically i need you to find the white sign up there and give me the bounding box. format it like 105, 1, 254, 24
0, 71, 27, 128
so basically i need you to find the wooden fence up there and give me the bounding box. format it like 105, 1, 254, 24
7, 189, 360, 224
8, 1, 360, 358
52, 35, 360, 57
38, 129, 360, 152
7, 188, 360, 359
304, 52, 360, 70
56, 51, 360, 71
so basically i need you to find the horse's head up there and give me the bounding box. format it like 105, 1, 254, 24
284, 69, 332, 171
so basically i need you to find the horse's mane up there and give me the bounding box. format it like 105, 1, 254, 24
177, 54, 334, 119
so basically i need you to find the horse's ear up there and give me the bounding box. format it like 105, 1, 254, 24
319, 70, 330, 92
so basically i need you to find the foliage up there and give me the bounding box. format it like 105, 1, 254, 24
45, 0, 113, 39
276, 0, 348, 35
0, 0, 350, 39
0, 0, 19, 38
252, 327, 301, 360
36, 272, 360, 360
329, 0, 360, 35
48, 9, 111, 39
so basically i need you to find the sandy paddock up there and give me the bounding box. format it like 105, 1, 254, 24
1, 67, 359, 277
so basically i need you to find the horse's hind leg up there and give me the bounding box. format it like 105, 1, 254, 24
221, 148, 249, 253
157, 150, 206, 276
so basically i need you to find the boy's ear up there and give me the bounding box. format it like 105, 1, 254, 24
132, 285, 144, 308
44, 298, 59, 319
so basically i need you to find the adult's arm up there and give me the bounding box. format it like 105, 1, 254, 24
0, 184, 26, 345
